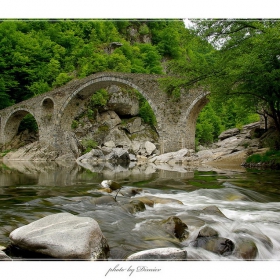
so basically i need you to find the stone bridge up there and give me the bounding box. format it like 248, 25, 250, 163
0, 72, 208, 159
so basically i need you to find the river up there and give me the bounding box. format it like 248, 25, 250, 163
0, 160, 280, 260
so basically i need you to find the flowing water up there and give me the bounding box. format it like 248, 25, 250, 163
0, 160, 280, 260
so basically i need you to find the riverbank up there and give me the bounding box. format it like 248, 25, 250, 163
1, 121, 279, 170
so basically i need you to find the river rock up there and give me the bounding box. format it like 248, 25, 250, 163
76, 148, 105, 163
234, 238, 258, 260
91, 196, 119, 206
104, 128, 132, 149
197, 226, 219, 238
193, 237, 235, 256
121, 200, 146, 214
131, 197, 154, 207
151, 148, 192, 163
202, 205, 228, 219
104, 148, 130, 162
145, 141, 156, 155
119, 187, 143, 197
233, 227, 273, 249
126, 247, 187, 260
218, 128, 240, 140
160, 216, 188, 241
0, 250, 12, 260
142, 195, 183, 205
9, 213, 110, 260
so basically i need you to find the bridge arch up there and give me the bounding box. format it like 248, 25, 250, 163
179, 91, 210, 149
57, 75, 159, 131
3, 108, 39, 144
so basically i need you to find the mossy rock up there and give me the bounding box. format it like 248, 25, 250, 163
193, 237, 235, 256
131, 197, 154, 207
197, 226, 219, 238
160, 216, 189, 241
234, 238, 258, 260
121, 200, 146, 214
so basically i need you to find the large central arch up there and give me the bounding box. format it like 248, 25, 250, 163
56, 75, 159, 131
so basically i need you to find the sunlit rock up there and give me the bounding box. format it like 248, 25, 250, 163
126, 247, 187, 260
9, 213, 109, 260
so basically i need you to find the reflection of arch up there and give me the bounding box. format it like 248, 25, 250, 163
4, 109, 39, 144
57, 76, 158, 130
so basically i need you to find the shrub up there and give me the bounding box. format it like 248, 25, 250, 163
81, 138, 98, 154
71, 120, 79, 129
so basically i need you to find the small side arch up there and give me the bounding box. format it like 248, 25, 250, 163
41, 97, 55, 125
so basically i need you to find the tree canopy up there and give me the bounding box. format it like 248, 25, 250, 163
0, 19, 269, 147
165, 19, 280, 135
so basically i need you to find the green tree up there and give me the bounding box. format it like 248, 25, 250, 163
190, 19, 280, 134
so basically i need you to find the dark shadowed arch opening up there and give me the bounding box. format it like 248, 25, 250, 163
57, 76, 158, 132
4, 110, 39, 146
57, 78, 159, 153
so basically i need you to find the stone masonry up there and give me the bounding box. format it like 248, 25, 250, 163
0, 72, 208, 158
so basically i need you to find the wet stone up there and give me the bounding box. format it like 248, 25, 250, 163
9, 213, 110, 260
197, 226, 219, 238
202, 206, 228, 219
234, 238, 258, 260
160, 216, 189, 241
192, 237, 235, 256
121, 200, 146, 214
126, 247, 187, 261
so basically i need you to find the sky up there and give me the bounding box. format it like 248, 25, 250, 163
1, 0, 280, 19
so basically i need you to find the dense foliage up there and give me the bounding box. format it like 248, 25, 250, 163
0, 19, 263, 146
163, 19, 280, 145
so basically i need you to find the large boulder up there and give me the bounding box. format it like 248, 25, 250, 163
9, 213, 109, 260
97, 110, 122, 130
106, 86, 139, 116
126, 247, 187, 260
145, 141, 156, 155
218, 128, 240, 141
123, 117, 145, 134
104, 148, 130, 163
